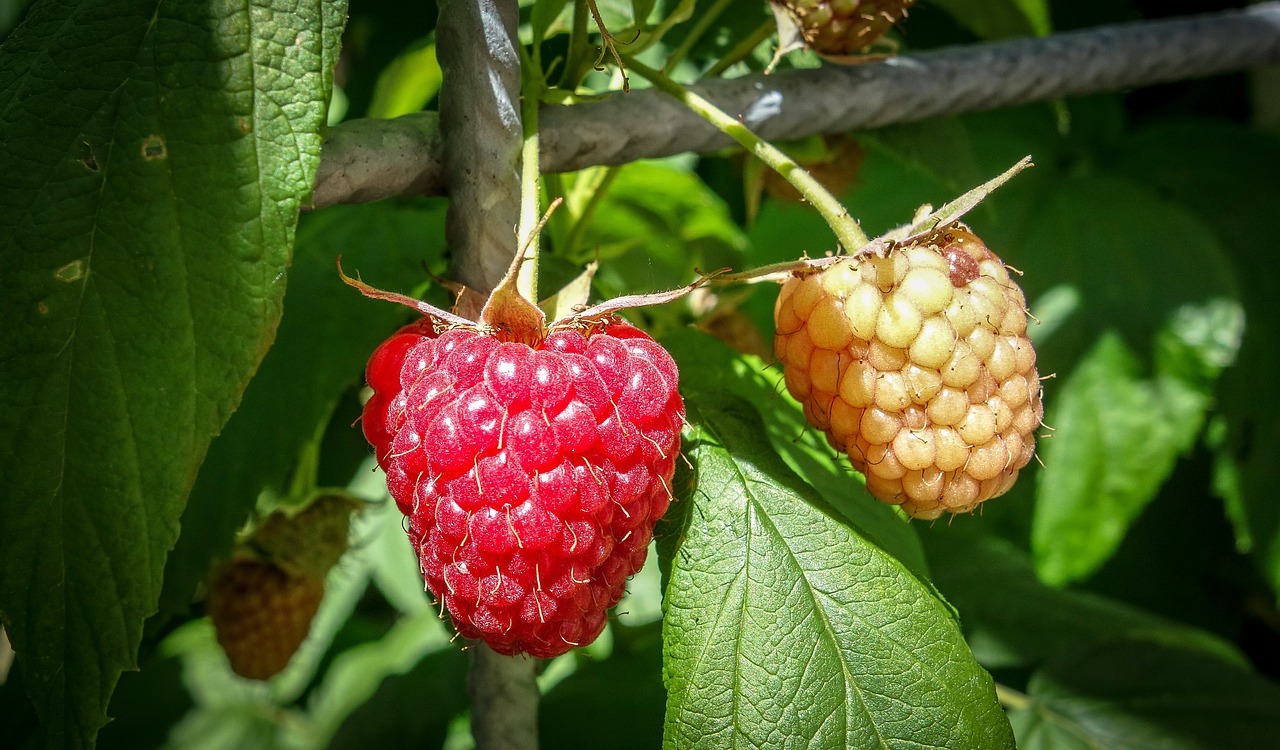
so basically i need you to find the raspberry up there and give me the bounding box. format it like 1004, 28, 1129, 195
207, 559, 325, 680
363, 320, 683, 657
774, 226, 1043, 519
772, 0, 915, 56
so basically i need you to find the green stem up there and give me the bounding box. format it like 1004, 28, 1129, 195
664, 0, 735, 72
560, 0, 593, 90
564, 166, 621, 256
623, 56, 869, 252
995, 683, 1033, 711
517, 44, 543, 302
703, 19, 775, 78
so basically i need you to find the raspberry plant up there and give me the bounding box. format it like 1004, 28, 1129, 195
3, 2, 1280, 750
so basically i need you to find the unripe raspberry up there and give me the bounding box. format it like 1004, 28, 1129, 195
774, 226, 1043, 519
363, 320, 683, 658
772, 0, 915, 56
207, 560, 325, 680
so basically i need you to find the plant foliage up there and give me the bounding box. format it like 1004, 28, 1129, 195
2, 0, 1278, 748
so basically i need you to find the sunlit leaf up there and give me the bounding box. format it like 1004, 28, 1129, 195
1033, 333, 1212, 585
660, 391, 1013, 749
0, 2, 344, 746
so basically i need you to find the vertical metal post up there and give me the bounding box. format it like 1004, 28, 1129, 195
438, 0, 524, 303
436, 0, 541, 748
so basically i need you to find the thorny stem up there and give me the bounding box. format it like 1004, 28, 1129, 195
624, 56, 870, 252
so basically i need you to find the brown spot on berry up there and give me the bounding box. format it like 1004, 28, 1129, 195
943, 245, 980, 288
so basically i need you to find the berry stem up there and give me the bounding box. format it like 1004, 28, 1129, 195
622, 56, 871, 253
517, 43, 544, 303
469, 645, 540, 750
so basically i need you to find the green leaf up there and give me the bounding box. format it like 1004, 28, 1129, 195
1007, 639, 1280, 749
660, 391, 1013, 749
367, 39, 443, 119
568, 160, 747, 297
0, 1, 344, 747
157, 201, 448, 625
531, 0, 573, 45
311, 608, 459, 749
921, 531, 1245, 671
662, 328, 929, 579
1032, 332, 1213, 586
324, 642, 468, 750
1111, 120, 1280, 596
926, 0, 1051, 39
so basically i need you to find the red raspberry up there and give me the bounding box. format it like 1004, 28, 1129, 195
363, 321, 683, 657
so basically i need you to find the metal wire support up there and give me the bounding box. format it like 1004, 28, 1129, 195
311, 3, 1280, 208
437, 0, 524, 302
435, 0, 540, 747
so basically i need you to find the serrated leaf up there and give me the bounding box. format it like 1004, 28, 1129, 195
1033, 333, 1212, 586
660, 392, 1013, 749
1007, 639, 1280, 749
157, 201, 448, 625
0, 2, 344, 747
921, 531, 1245, 671
662, 328, 929, 579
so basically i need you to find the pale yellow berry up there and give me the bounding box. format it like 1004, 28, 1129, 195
868, 340, 908, 371
926, 387, 969, 426
821, 262, 859, 298
860, 407, 901, 445
789, 274, 825, 318
876, 292, 924, 349
898, 267, 953, 315
874, 372, 911, 412
809, 347, 843, 395
893, 428, 936, 472
904, 364, 943, 404
839, 360, 877, 408
808, 296, 855, 350
957, 404, 997, 446
941, 342, 981, 388
909, 317, 957, 370
773, 225, 1044, 518
987, 338, 1018, 381
844, 284, 883, 340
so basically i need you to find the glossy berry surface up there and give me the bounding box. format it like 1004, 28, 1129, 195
363, 321, 683, 657
774, 227, 1043, 519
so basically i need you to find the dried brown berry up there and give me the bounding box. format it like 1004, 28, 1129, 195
207, 560, 325, 680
